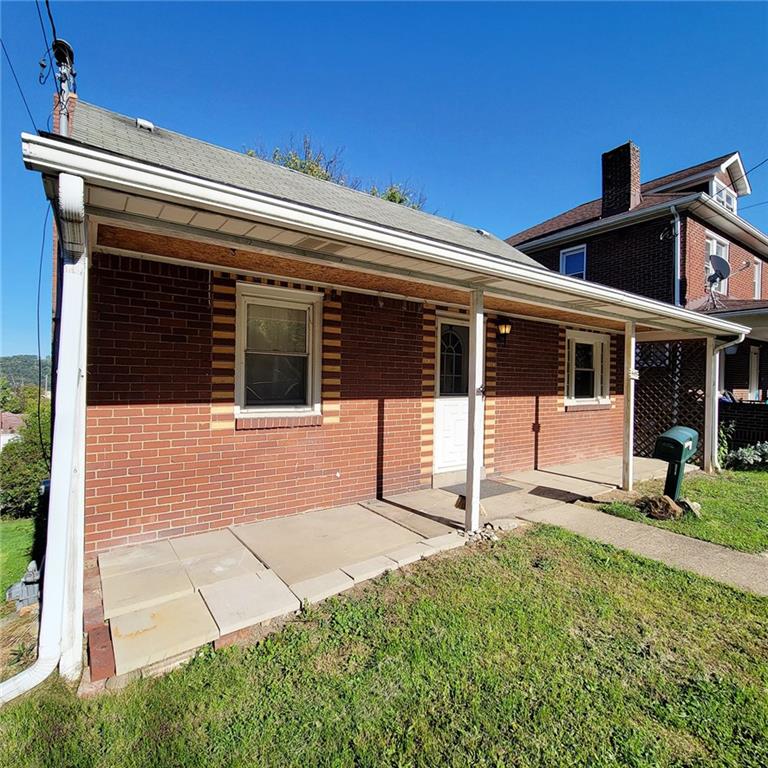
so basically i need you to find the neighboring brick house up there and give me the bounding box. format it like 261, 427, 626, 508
508, 143, 768, 403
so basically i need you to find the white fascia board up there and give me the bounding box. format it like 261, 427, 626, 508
517, 194, 702, 251
692, 196, 768, 257
721, 153, 751, 196
21, 133, 750, 339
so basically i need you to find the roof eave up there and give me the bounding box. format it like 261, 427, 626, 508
21, 132, 750, 340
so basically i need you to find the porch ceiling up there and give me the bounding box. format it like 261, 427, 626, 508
33, 146, 748, 341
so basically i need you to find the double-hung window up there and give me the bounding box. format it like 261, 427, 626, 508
705, 235, 729, 294
712, 179, 737, 214
560, 245, 586, 279
236, 284, 322, 416
565, 330, 611, 404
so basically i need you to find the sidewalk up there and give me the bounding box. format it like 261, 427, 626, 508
515, 503, 768, 596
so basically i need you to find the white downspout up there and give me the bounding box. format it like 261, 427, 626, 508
0, 174, 87, 704
671, 206, 682, 306
709, 333, 746, 471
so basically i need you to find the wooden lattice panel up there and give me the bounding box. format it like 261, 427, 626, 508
634, 340, 706, 465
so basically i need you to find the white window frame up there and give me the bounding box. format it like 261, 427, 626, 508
235, 283, 323, 418
564, 329, 611, 405
755, 259, 763, 300
560, 244, 587, 280
712, 178, 738, 214
705, 233, 729, 295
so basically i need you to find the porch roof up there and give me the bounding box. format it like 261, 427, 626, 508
22, 124, 750, 340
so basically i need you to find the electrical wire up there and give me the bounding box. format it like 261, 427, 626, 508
34, 0, 58, 95
739, 200, 768, 211
44, 0, 58, 43
37, 206, 52, 472
1, 40, 39, 132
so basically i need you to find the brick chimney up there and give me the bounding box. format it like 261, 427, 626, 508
601, 141, 641, 218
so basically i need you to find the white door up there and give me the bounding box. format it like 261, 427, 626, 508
749, 346, 760, 401
434, 319, 480, 473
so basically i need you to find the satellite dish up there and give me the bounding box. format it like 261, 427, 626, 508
708, 253, 731, 287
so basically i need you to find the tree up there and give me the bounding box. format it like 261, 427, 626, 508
247, 136, 426, 210
0, 376, 21, 413
0, 392, 51, 518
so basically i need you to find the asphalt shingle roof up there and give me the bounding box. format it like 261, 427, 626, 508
507, 153, 737, 247
54, 100, 542, 269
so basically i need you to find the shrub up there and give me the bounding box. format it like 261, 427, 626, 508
723, 441, 768, 471
0, 394, 51, 517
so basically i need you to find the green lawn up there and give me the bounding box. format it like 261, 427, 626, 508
0, 518, 34, 599
1, 526, 767, 767
601, 470, 768, 554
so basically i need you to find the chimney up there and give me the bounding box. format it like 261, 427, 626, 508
601, 142, 641, 218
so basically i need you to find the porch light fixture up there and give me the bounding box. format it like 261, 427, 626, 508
496, 317, 512, 345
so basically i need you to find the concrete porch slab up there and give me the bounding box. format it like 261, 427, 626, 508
422, 532, 466, 553
200, 571, 300, 635
385, 542, 432, 566
359, 499, 455, 537
102, 560, 194, 620
232, 504, 422, 584
110, 592, 219, 675
170, 529, 248, 562
341, 555, 397, 584
98, 540, 178, 579
290, 570, 355, 604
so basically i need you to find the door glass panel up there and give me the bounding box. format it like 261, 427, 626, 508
440, 324, 469, 396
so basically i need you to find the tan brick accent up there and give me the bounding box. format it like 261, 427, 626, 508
484, 317, 497, 472
322, 293, 342, 424
420, 304, 437, 482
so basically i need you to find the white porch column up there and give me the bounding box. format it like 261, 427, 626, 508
703, 337, 719, 473
622, 321, 637, 491
465, 289, 485, 533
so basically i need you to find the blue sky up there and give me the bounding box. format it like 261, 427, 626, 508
2, 1, 767, 355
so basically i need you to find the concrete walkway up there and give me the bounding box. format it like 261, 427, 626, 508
512, 502, 768, 597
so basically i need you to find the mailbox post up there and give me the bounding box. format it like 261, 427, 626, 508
652, 426, 699, 501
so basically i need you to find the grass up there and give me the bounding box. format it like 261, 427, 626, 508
0, 518, 34, 599
1, 526, 767, 767
601, 470, 768, 554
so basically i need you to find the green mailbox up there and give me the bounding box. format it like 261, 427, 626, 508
652, 426, 699, 500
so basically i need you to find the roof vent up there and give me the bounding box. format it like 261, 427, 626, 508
135, 117, 155, 133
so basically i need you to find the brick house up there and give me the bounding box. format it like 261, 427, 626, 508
508, 142, 768, 403
15, 100, 747, 685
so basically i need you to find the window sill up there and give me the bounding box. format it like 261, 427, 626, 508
235, 414, 323, 430
564, 400, 612, 412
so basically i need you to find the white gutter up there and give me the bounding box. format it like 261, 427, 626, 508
0, 174, 87, 704
516, 194, 768, 258
671, 206, 682, 306
708, 332, 747, 471
21, 134, 750, 340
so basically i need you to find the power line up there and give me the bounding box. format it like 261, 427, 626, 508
739, 200, 768, 211
45, 0, 59, 43
34, 0, 56, 90
0, 39, 39, 131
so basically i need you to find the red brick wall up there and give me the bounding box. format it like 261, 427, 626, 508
530, 217, 675, 302
85, 252, 627, 556
493, 318, 624, 472
85, 254, 425, 556
682, 215, 768, 305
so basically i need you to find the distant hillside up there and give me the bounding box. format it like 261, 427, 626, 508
0, 356, 52, 388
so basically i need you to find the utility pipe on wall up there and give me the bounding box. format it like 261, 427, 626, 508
671, 206, 682, 306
